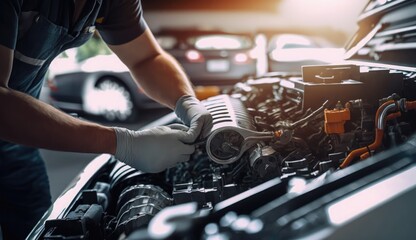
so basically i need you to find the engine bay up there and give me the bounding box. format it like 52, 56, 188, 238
34, 64, 416, 240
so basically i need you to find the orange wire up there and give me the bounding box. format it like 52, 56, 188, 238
385, 111, 402, 121
374, 100, 395, 123
340, 100, 416, 168
359, 111, 401, 160
340, 129, 384, 168
358, 103, 416, 160
339, 100, 395, 169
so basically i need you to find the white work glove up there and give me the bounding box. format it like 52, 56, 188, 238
174, 95, 213, 142
113, 124, 195, 173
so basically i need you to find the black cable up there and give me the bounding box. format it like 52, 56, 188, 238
289, 100, 329, 130
366, 145, 372, 157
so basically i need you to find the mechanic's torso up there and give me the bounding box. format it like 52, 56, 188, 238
1, 0, 108, 161
10, 0, 107, 98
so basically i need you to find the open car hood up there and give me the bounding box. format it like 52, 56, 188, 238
345, 0, 416, 70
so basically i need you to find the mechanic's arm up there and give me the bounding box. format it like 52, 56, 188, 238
0, 44, 194, 173
0, 45, 117, 154
107, 28, 193, 109
107, 28, 213, 138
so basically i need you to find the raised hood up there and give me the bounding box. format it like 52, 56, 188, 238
345, 0, 416, 70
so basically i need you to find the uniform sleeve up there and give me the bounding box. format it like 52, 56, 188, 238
0, 0, 22, 49
97, 0, 148, 45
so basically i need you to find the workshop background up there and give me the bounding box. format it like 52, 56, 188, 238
40, 0, 368, 201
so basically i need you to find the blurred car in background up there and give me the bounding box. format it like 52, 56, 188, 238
266, 33, 344, 72
155, 28, 259, 86
47, 54, 162, 122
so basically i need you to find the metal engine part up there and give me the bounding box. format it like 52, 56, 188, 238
204, 95, 276, 164
249, 144, 281, 178
114, 184, 173, 235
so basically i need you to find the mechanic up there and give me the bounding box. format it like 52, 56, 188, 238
0, 0, 213, 239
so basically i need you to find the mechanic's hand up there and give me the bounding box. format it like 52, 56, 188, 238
174, 95, 213, 142
113, 125, 195, 173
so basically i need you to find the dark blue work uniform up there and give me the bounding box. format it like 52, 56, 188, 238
0, 0, 147, 239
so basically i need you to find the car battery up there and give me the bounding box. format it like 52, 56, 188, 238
279, 64, 403, 111
279, 77, 364, 111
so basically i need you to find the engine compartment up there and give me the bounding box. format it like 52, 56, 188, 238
36, 64, 416, 240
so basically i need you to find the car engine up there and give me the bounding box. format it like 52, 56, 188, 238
34, 64, 416, 240
29, 1, 416, 239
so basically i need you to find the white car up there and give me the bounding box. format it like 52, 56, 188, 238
267, 33, 344, 72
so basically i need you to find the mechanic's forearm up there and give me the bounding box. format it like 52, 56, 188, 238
0, 87, 116, 154
131, 51, 194, 109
